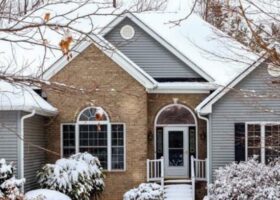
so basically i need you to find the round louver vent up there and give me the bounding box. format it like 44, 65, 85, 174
267, 63, 280, 77
120, 25, 135, 40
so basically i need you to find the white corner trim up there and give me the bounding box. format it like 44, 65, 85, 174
196, 55, 267, 114
101, 12, 215, 83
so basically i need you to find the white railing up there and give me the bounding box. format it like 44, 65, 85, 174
147, 157, 164, 187
191, 156, 207, 200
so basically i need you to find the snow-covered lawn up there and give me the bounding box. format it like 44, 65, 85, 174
25, 189, 71, 200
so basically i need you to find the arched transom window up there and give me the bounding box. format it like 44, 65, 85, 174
61, 107, 125, 171
156, 104, 195, 125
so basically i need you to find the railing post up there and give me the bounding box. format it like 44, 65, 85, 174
147, 159, 150, 182
191, 156, 195, 200
161, 157, 164, 188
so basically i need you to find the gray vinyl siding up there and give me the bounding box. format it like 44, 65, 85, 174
23, 113, 46, 191
105, 18, 203, 79
0, 111, 20, 176
209, 63, 280, 181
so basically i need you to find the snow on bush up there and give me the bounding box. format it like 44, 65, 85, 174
206, 158, 280, 200
123, 183, 163, 200
25, 189, 71, 200
37, 152, 104, 200
0, 159, 25, 200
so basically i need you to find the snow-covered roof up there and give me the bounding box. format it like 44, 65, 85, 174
0, 81, 58, 116
0, 0, 261, 86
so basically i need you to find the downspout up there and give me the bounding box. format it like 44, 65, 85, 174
197, 111, 210, 197
20, 110, 36, 192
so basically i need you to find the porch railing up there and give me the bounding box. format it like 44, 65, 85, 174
147, 157, 164, 187
191, 156, 207, 200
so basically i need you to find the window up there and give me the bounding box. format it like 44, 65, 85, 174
246, 122, 280, 164
61, 107, 125, 171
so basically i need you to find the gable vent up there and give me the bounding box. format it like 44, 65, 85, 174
120, 25, 135, 40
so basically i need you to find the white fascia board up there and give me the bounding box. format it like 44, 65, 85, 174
100, 12, 215, 83
0, 106, 58, 116
147, 82, 217, 94
42, 41, 91, 80
196, 56, 267, 114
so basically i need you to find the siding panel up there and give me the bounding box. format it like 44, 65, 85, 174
23, 114, 46, 191
105, 18, 203, 79
0, 111, 20, 176
210, 64, 280, 181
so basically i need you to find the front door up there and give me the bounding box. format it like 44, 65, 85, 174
164, 127, 188, 178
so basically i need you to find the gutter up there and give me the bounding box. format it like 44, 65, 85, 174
197, 111, 210, 197
20, 110, 36, 192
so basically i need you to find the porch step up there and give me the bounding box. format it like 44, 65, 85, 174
164, 179, 192, 184
164, 184, 193, 200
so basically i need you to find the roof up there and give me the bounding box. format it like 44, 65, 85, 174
0, 81, 58, 116
0, 0, 266, 112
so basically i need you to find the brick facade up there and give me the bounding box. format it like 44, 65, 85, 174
45, 44, 148, 200
44, 44, 208, 200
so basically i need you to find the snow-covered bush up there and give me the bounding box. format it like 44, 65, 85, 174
206, 158, 280, 200
0, 159, 25, 200
123, 183, 163, 200
37, 152, 104, 200
25, 189, 71, 200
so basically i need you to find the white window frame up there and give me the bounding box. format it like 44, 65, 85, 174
61, 107, 126, 172
245, 121, 280, 164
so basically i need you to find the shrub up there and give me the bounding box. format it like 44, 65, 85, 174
37, 152, 104, 200
0, 159, 25, 200
123, 183, 163, 200
206, 158, 280, 200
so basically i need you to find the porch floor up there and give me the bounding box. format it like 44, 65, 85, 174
164, 184, 193, 200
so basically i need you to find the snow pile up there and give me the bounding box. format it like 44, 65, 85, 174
37, 152, 104, 200
206, 158, 280, 200
25, 189, 71, 200
0, 159, 25, 200
123, 183, 163, 200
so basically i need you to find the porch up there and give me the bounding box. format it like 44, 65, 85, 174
147, 156, 207, 200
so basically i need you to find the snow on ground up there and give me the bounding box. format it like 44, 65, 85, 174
25, 189, 71, 200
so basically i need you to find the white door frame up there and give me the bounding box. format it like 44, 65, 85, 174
164, 126, 189, 178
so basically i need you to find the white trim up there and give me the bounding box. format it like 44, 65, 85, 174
153, 103, 198, 161
101, 12, 215, 82
196, 55, 267, 114
77, 106, 110, 123
245, 121, 280, 164
42, 33, 157, 90
60, 123, 76, 158
43, 41, 91, 80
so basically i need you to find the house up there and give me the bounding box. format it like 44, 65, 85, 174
0, 2, 279, 200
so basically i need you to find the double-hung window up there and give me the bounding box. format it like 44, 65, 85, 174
61, 107, 126, 171
246, 122, 280, 164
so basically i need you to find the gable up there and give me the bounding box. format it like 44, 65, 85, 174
104, 17, 205, 80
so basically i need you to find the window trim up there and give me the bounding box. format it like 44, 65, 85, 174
61, 107, 126, 172
245, 121, 280, 164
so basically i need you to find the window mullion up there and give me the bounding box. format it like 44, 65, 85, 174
261, 124, 265, 164
108, 123, 112, 171
76, 124, 79, 154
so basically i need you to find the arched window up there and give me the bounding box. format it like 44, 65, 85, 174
61, 107, 125, 171
156, 105, 195, 125
78, 107, 109, 122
